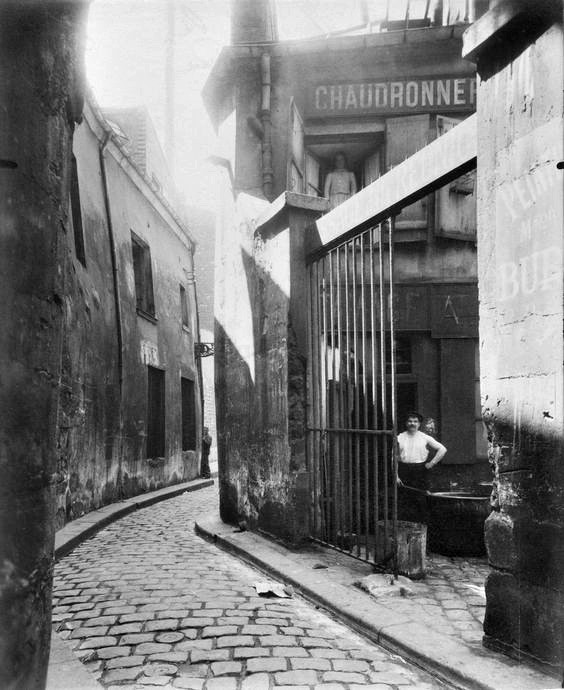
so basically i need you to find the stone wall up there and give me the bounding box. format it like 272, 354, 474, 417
54, 101, 203, 528
0, 2, 89, 686
468, 10, 564, 669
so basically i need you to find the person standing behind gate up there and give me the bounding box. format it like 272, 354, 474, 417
397, 412, 446, 490
397, 412, 446, 523
201, 427, 212, 479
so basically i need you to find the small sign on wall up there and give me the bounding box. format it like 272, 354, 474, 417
141, 340, 159, 367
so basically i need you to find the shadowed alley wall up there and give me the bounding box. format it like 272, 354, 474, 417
0, 3, 89, 687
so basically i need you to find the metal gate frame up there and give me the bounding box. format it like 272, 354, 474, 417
307, 219, 398, 571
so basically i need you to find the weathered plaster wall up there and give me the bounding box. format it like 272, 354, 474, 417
54, 104, 202, 528
476, 21, 564, 668
0, 3, 89, 686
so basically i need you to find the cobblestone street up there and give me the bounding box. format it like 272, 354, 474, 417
52, 484, 446, 689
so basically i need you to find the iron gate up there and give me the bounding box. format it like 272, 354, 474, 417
307, 220, 398, 570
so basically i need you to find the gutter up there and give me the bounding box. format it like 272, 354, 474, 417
185, 261, 205, 461
99, 130, 125, 493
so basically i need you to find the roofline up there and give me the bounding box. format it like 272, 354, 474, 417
203, 23, 471, 127
82, 93, 196, 250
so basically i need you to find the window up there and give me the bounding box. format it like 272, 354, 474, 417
131, 232, 155, 317
70, 154, 86, 265
147, 366, 165, 458
181, 377, 196, 451
180, 285, 190, 329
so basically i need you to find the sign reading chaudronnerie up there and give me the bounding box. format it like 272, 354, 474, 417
306, 76, 476, 116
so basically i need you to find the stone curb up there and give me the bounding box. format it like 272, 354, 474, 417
195, 516, 558, 690
55, 477, 214, 560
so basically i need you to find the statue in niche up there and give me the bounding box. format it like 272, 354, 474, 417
324, 151, 357, 209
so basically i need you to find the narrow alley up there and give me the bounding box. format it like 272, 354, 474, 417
52, 483, 445, 690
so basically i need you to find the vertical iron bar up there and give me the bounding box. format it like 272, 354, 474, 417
321, 256, 329, 542
310, 260, 320, 541
336, 246, 345, 552
328, 250, 336, 548
360, 232, 369, 560
378, 223, 389, 550
352, 237, 361, 557
388, 218, 399, 578
344, 241, 353, 556
369, 227, 378, 565
306, 261, 313, 536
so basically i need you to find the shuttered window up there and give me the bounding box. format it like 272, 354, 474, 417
131, 232, 155, 317
180, 285, 190, 329
287, 99, 305, 192
385, 114, 431, 229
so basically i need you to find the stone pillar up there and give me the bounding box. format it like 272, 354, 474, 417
0, 2, 89, 687
463, 1, 564, 671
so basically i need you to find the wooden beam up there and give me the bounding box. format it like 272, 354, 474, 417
313, 113, 477, 252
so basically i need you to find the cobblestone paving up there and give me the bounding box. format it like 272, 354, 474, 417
52, 485, 446, 689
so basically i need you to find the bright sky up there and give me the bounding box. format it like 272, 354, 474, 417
86, 0, 231, 211
85, 0, 459, 212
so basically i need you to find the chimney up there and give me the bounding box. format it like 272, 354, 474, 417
231, 0, 278, 44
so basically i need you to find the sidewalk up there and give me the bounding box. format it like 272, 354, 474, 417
195, 516, 559, 690
47, 476, 214, 690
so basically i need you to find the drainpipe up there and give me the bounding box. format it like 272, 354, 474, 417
99, 131, 125, 494
186, 259, 205, 454
260, 51, 274, 200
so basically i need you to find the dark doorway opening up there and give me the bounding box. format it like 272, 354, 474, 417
181, 377, 196, 451
147, 366, 165, 457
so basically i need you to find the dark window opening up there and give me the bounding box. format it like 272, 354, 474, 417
147, 366, 165, 458
390, 334, 412, 375
180, 285, 190, 329
70, 154, 86, 266
131, 232, 155, 317
181, 377, 196, 451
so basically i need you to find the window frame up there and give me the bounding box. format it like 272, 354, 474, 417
131, 231, 156, 320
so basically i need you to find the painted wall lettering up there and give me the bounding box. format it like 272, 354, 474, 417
308, 76, 475, 116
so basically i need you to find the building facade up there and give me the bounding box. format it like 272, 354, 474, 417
205, 8, 486, 543
55, 97, 203, 528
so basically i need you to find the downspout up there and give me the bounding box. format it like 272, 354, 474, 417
99, 131, 125, 496
260, 51, 274, 200
186, 257, 205, 456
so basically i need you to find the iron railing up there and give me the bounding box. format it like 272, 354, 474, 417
307, 220, 398, 570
